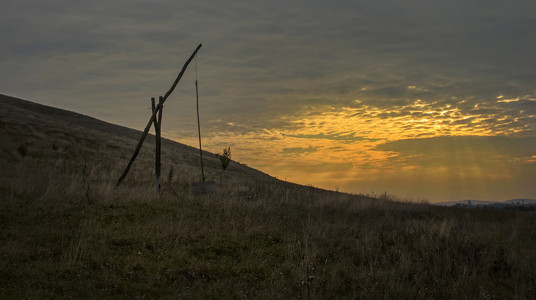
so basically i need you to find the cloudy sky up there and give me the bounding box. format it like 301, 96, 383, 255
2, 0, 535, 202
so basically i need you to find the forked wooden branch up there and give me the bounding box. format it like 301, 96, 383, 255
115, 43, 202, 188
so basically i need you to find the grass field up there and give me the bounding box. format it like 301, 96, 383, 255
1, 94, 536, 298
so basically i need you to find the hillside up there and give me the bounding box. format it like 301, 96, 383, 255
0, 93, 274, 190
1, 94, 536, 298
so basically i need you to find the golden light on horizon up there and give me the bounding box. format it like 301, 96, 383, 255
167, 97, 535, 202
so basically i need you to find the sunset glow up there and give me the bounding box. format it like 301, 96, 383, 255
2, 0, 535, 202
173, 95, 535, 201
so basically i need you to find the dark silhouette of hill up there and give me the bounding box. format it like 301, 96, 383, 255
0, 94, 139, 137
0, 93, 300, 191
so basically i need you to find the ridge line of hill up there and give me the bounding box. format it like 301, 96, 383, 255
0, 93, 346, 195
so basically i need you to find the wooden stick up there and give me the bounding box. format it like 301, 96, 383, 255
114, 108, 158, 188
196, 79, 205, 182
151, 97, 160, 192
163, 43, 203, 103
115, 44, 202, 188
151, 97, 157, 127
155, 96, 163, 191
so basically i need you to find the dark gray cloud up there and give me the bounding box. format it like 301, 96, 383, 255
3, 1, 535, 127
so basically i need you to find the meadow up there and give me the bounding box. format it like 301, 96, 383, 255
1, 95, 535, 298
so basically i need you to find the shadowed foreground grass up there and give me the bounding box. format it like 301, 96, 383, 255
1, 159, 535, 299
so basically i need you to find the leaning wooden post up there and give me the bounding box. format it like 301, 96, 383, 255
114, 43, 202, 189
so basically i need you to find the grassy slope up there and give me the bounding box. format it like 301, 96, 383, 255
1, 94, 535, 299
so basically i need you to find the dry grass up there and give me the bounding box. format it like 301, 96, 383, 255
1, 94, 536, 298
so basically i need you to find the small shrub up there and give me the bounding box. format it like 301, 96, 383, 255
218, 146, 231, 171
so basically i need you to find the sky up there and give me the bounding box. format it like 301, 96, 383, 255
2, 0, 535, 202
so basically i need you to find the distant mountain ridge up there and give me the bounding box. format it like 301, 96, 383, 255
435, 199, 536, 207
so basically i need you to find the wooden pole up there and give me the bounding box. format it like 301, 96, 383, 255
196, 79, 205, 182
114, 43, 202, 188
114, 109, 158, 189
163, 44, 203, 103
155, 96, 163, 191
151, 97, 160, 192
151, 97, 157, 127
